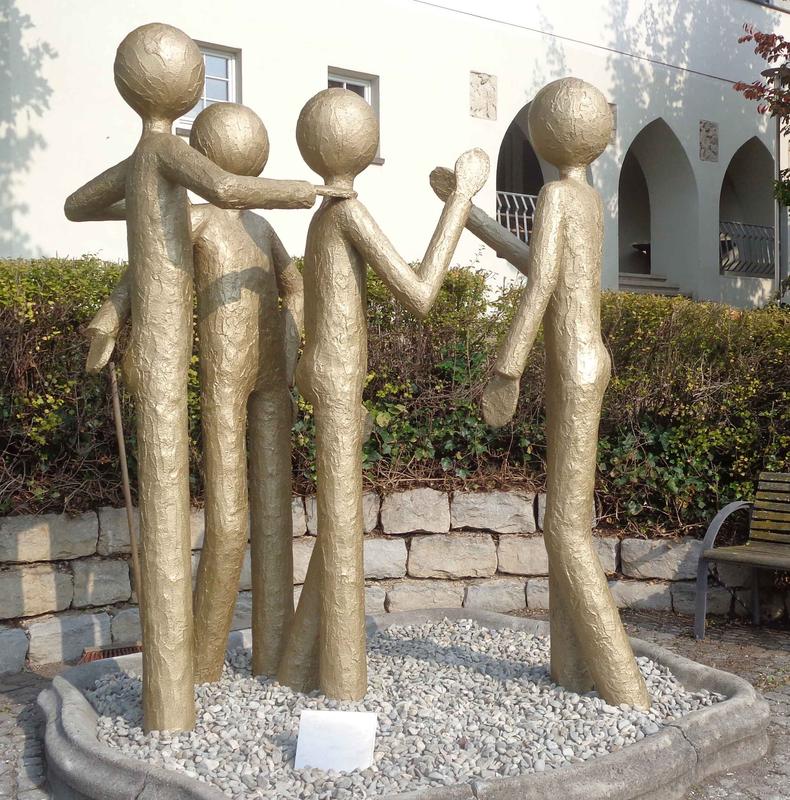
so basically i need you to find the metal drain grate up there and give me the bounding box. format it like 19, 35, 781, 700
78, 644, 142, 663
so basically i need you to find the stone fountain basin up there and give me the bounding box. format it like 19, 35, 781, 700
38, 609, 769, 800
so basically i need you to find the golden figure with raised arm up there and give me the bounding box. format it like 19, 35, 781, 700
64, 23, 348, 732
85, 102, 309, 685
433, 78, 649, 709
276, 88, 489, 699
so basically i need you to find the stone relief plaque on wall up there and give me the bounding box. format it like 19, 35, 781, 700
470, 71, 497, 120
700, 120, 719, 162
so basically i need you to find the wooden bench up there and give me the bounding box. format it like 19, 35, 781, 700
695, 471, 790, 639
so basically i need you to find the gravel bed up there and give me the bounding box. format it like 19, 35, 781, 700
88, 618, 723, 799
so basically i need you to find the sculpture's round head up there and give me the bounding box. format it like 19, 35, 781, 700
114, 23, 204, 121
190, 103, 269, 176
528, 78, 613, 169
296, 88, 379, 183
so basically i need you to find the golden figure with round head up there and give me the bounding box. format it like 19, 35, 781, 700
113, 24, 204, 123
277, 88, 489, 699
190, 102, 270, 176
65, 23, 343, 732
431, 77, 649, 709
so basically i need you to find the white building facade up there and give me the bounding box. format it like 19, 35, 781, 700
5, 0, 790, 305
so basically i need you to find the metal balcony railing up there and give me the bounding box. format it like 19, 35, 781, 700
496, 191, 538, 244
719, 221, 775, 277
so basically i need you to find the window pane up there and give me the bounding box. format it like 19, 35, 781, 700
206, 77, 229, 101
205, 54, 228, 79
347, 82, 366, 99
328, 79, 344, 89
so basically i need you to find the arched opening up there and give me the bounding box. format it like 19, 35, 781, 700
618, 150, 651, 275
617, 119, 698, 294
495, 104, 546, 243
719, 138, 774, 277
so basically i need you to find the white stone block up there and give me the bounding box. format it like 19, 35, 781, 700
0, 512, 97, 562
365, 585, 386, 614
386, 580, 465, 612
26, 612, 111, 664
672, 581, 732, 616
293, 537, 316, 584
714, 561, 752, 588
0, 564, 73, 619
72, 558, 131, 607
111, 607, 141, 644
364, 538, 407, 580
608, 579, 673, 611
526, 577, 550, 609
292, 497, 307, 537
464, 578, 526, 612
381, 488, 450, 534
0, 626, 28, 674
497, 535, 548, 576
451, 491, 535, 533
450, 492, 535, 533
594, 536, 620, 574
621, 537, 703, 581
408, 533, 496, 579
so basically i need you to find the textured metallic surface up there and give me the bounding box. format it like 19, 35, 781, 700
81, 103, 320, 683
277, 88, 488, 699
437, 79, 649, 708
64, 23, 324, 731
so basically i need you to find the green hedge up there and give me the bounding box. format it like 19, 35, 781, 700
1, 257, 788, 536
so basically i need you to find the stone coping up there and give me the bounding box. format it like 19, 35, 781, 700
39, 610, 769, 800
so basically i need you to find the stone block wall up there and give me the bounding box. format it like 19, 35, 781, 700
0, 488, 783, 674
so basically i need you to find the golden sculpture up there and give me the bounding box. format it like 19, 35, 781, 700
276, 88, 489, 700
83, 102, 310, 684
431, 78, 649, 710
64, 23, 345, 732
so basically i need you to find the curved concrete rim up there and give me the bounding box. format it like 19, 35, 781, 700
39, 609, 770, 800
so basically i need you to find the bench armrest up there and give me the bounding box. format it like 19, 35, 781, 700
701, 500, 752, 551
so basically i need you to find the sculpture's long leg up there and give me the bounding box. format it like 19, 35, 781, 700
124, 344, 195, 732
544, 373, 650, 709
192, 386, 249, 684
248, 379, 295, 676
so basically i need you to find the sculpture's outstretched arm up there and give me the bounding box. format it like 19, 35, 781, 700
156, 135, 319, 210
84, 270, 131, 374
344, 149, 489, 319
64, 160, 129, 221
482, 183, 563, 428
269, 228, 304, 386
429, 166, 530, 276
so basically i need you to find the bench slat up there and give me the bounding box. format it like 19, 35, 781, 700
705, 542, 790, 569
759, 472, 790, 483
751, 532, 790, 546
751, 518, 790, 532
753, 510, 790, 523
756, 491, 790, 503
757, 482, 790, 493
753, 499, 790, 513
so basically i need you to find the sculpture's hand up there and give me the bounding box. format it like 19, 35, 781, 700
429, 166, 456, 202
316, 185, 357, 200
481, 372, 520, 428
85, 331, 117, 375
453, 148, 490, 199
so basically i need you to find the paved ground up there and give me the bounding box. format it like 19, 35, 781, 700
0, 611, 787, 799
